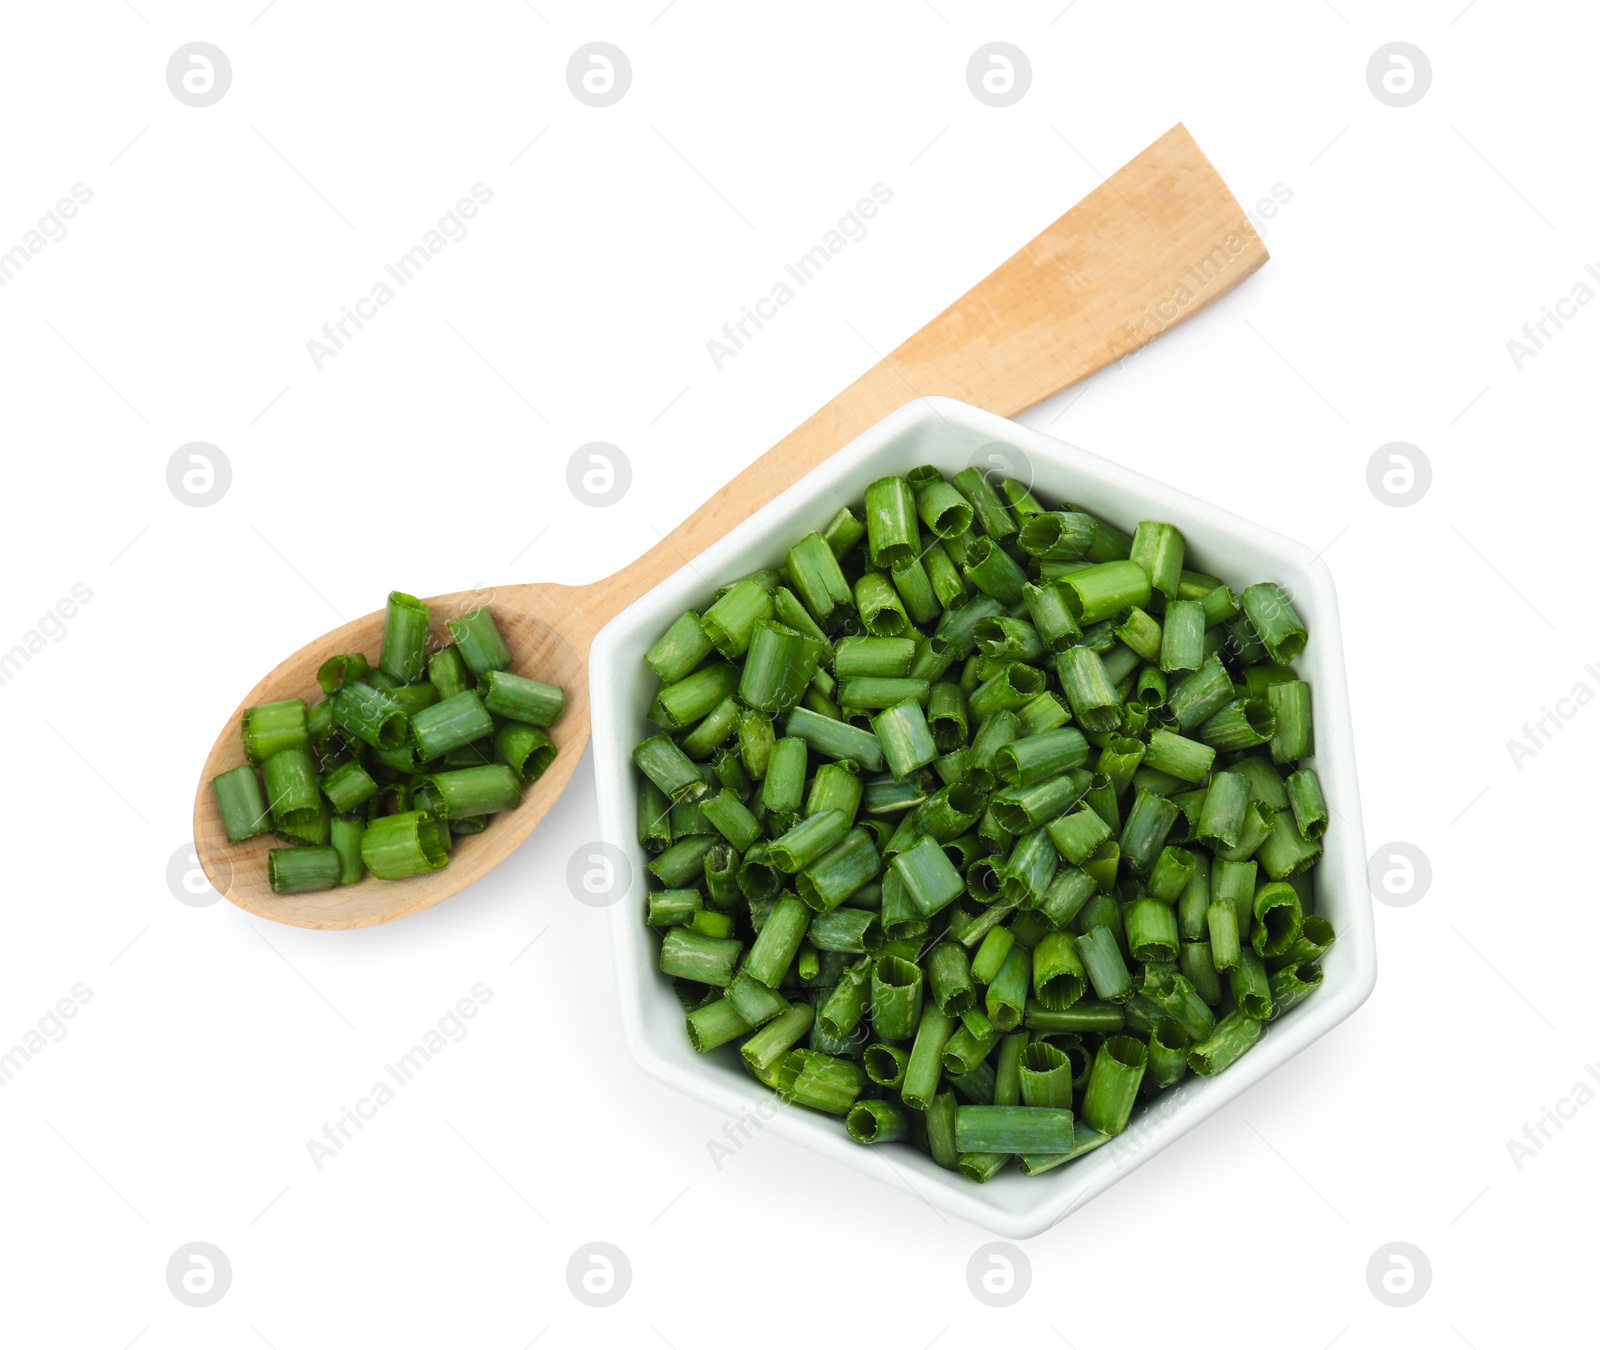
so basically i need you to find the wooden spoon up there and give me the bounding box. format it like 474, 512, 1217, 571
193, 122, 1268, 930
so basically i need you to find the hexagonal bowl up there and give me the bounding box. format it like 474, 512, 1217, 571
591, 396, 1375, 1237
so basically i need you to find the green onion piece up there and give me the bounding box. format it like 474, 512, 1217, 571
360, 810, 449, 879
1266, 680, 1314, 764
869, 954, 923, 1040
962, 537, 1029, 606
742, 1003, 814, 1076
847, 1098, 910, 1145
427, 646, 471, 701
1024, 998, 1125, 1034
686, 997, 751, 1052
1001, 828, 1058, 905
916, 478, 976, 538
1017, 1042, 1074, 1108
262, 745, 320, 826
985, 946, 1029, 1030
320, 759, 379, 813
1207, 899, 1242, 972
701, 576, 775, 658
1200, 583, 1240, 627
783, 707, 884, 773
660, 926, 742, 987
740, 621, 826, 714
330, 815, 365, 884
1139, 728, 1214, 784
268, 846, 341, 894
769, 809, 850, 873
1181, 940, 1223, 1004
1268, 961, 1324, 1017
1286, 768, 1329, 842
648, 836, 718, 889
1126, 898, 1179, 963
778, 1049, 866, 1115
955, 1105, 1074, 1154
822, 505, 866, 559
1061, 560, 1152, 625
1230, 948, 1274, 1019
841, 677, 931, 710
379, 591, 431, 683
647, 888, 702, 926
241, 698, 308, 763
1118, 789, 1180, 876
1113, 606, 1163, 663
1019, 510, 1097, 560
330, 683, 407, 751
1240, 582, 1308, 664
1251, 880, 1304, 957
645, 611, 715, 684
1159, 599, 1205, 673
1178, 851, 1212, 940
864, 475, 919, 569
1196, 697, 1275, 751
1188, 1010, 1263, 1075
871, 701, 938, 779
413, 765, 521, 819
927, 942, 976, 1017
442, 608, 507, 679
902, 1004, 957, 1110
482, 669, 564, 727
991, 772, 1088, 835
212, 765, 271, 842
806, 763, 863, 823
633, 734, 709, 803
854, 571, 911, 637
819, 958, 873, 1039
1137, 664, 1168, 705
496, 723, 556, 785
1077, 925, 1133, 1003
1032, 932, 1086, 1009
892, 834, 966, 916
971, 926, 1015, 985
994, 728, 1090, 789
952, 466, 1019, 541
1130, 521, 1185, 600
1148, 846, 1196, 902
1057, 646, 1123, 733
1046, 805, 1111, 866
317, 653, 371, 696
1243, 663, 1299, 696
796, 827, 881, 913
699, 788, 762, 852
836, 636, 916, 679
384, 684, 438, 718
1037, 867, 1096, 930
1081, 1033, 1147, 1135
1256, 809, 1323, 880
410, 689, 494, 760
864, 1042, 910, 1089
648, 662, 737, 730
1197, 771, 1249, 850
1147, 1018, 1191, 1089
1168, 654, 1235, 731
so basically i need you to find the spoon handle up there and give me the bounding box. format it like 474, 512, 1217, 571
573, 122, 1266, 642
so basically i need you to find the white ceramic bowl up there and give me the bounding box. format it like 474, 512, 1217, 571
591, 397, 1375, 1237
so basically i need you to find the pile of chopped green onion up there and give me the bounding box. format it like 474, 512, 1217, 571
634, 468, 1332, 1180
212, 592, 564, 895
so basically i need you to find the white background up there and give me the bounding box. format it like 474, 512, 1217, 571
0, 2, 1593, 1346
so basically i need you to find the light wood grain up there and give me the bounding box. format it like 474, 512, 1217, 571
193, 122, 1267, 929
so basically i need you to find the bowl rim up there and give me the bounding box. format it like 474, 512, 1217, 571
589, 396, 1374, 1237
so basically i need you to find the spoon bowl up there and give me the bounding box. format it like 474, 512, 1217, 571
192, 123, 1269, 928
